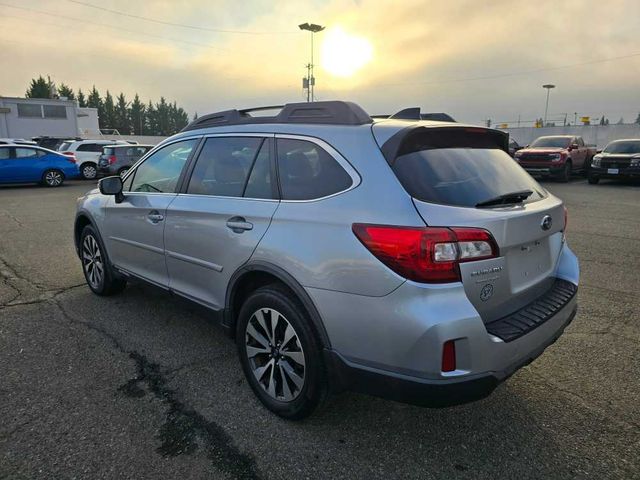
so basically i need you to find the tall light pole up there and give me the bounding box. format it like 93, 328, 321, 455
542, 84, 555, 127
299, 22, 325, 102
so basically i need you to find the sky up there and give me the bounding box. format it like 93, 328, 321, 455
1, 0, 639, 126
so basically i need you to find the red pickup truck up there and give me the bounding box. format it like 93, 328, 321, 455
514, 135, 596, 182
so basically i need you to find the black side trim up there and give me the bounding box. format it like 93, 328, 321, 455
485, 279, 577, 342
224, 261, 331, 348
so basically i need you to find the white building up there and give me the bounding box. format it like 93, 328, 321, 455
0, 96, 99, 139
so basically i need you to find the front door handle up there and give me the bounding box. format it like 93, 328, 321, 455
226, 216, 253, 233
147, 210, 164, 224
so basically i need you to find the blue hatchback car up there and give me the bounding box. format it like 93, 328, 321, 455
0, 145, 80, 187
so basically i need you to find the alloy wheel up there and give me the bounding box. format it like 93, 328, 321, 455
245, 308, 306, 402
82, 234, 104, 289
82, 164, 97, 179
45, 170, 63, 186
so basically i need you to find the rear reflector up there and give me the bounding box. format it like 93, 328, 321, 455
442, 340, 456, 372
352, 224, 499, 283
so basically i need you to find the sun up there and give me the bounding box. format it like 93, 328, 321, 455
320, 27, 373, 78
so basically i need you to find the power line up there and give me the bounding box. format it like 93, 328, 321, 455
67, 0, 297, 35
0, 2, 230, 52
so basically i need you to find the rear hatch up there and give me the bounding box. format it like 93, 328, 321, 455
375, 124, 566, 322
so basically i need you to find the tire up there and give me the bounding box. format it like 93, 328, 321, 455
588, 175, 600, 185
80, 225, 126, 296
236, 284, 328, 420
118, 167, 129, 177
42, 169, 64, 187
558, 161, 571, 183
583, 157, 592, 177
80, 162, 98, 180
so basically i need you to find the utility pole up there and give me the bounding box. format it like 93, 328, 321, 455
299, 23, 325, 102
542, 84, 555, 127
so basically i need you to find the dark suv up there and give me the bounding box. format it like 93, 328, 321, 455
98, 144, 154, 177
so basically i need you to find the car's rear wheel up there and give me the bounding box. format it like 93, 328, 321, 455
80, 225, 126, 296
588, 174, 600, 184
42, 169, 64, 187
236, 285, 327, 420
80, 162, 98, 180
558, 161, 571, 183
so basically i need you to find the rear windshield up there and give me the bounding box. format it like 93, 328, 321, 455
603, 141, 640, 154
58, 142, 71, 151
393, 148, 546, 208
529, 137, 571, 148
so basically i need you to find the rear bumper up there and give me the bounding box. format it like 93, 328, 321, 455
325, 303, 577, 407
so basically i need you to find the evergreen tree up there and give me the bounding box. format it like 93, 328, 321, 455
193, 112, 198, 121
26, 75, 54, 99
77, 89, 87, 107
635, 112, 640, 125
172, 103, 189, 132
129, 94, 146, 135
87, 86, 104, 128
114, 93, 131, 134
616, 117, 624, 125
102, 91, 116, 130
57, 83, 75, 100
144, 100, 157, 135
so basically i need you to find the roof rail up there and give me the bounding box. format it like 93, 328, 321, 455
373, 108, 456, 123
181, 101, 373, 132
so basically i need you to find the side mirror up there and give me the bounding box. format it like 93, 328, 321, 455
99, 176, 124, 203
569, 143, 579, 150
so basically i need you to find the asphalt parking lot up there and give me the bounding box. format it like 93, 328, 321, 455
1, 178, 638, 479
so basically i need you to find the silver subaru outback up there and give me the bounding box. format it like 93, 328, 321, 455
74, 101, 579, 419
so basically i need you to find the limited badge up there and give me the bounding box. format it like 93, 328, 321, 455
480, 283, 494, 302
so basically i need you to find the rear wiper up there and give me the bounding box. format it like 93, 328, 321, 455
475, 190, 533, 208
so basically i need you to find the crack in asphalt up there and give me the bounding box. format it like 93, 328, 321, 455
42, 292, 263, 480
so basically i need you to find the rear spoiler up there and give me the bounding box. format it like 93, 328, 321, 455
380, 125, 509, 165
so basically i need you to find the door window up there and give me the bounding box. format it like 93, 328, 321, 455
15, 148, 38, 159
0, 148, 10, 160
129, 139, 197, 193
276, 138, 352, 200
244, 140, 272, 199
186, 137, 264, 197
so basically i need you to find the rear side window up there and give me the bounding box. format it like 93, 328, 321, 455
58, 142, 71, 151
391, 130, 546, 208
276, 139, 352, 200
187, 137, 264, 197
103, 147, 115, 155
77, 143, 104, 152
0, 148, 10, 160
15, 148, 38, 159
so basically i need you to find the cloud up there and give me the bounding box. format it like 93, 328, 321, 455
1, 0, 639, 124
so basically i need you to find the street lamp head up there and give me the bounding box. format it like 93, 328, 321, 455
542, 84, 556, 89
299, 22, 325, 33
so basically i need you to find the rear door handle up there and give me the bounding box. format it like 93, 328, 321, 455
147, 210, 164, 224
226, 216, 253, 233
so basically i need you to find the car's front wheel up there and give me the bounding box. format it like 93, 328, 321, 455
236, 285, 327, 420
42, 169, 64, 187
80, 225, 126, 296
80, 162, 98, 180
558, 161, 571, 183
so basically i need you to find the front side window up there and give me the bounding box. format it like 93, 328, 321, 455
129, 139, 197, 193
15, 148, 38, 159
187, 137, 264, 197
276, 138, 352, 200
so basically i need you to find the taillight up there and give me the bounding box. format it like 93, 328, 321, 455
108, 155, 117, 165
442, 340, 456, 372
352, 224, 499, 283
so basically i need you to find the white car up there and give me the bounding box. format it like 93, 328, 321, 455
58, 139, 129, 179
0, 138, 38, 146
